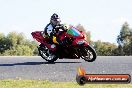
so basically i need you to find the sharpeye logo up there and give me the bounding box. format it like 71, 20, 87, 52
76, 67, 131, 85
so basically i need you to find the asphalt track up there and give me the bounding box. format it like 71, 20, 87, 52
0, 56, 132, 82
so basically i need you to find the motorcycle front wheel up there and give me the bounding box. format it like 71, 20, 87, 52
81, 45, 97, 62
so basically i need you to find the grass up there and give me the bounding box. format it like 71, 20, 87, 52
0, 80, 132, 88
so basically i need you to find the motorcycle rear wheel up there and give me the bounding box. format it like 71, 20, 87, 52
38, 45, 58, 63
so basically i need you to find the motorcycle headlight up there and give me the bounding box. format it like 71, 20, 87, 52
77, 40, 85, 44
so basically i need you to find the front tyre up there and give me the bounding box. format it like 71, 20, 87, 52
38, 45, 58, 63
81, 45, 97, 62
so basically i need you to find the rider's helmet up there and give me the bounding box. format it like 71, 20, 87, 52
50, 13, 61, 26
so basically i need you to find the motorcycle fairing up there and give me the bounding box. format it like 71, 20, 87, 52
31, 31, 57, 51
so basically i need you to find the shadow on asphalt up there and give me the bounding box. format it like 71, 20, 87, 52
0, 61, 81, 66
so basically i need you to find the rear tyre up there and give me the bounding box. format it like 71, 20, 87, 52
38, 44, 58, 63
81, 45, 97, 62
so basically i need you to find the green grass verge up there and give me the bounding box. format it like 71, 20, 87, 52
0, 80, 132, 88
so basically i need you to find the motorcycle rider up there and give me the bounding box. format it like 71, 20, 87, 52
44, 13, 67, 45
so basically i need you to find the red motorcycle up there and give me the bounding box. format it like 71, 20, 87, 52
31, 26, 97, 62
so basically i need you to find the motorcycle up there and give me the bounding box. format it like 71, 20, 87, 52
31, 26, 97, 62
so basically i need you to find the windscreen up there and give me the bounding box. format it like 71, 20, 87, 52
66, 27, 81, 36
